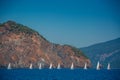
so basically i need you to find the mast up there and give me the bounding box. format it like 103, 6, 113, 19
84, 62, 87, 70
49, 63, 52, 69
7, 63, 11, 69
107, 63, 110, 70
57, 63, 60, 69
70, 63, 74, 70
39, 63, 42, 69
96, 61, 100, 70
29, 64, 32, 69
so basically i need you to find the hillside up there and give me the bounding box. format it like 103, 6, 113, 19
81, 38, 120, 68
0, 21, 91, 68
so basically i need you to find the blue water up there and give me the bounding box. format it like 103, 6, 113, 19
0, 69, 120, 80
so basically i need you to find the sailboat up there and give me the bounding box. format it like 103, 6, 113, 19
29, 64, 33, 69
57, 63, 60, 69
39, 63, 42, 69
107, 63, 110, 70
70, 63, 74, 70
7, 63, 11, 69
96, 61, 100, 70
49, 63, 52, 69
84, 62, 87, 70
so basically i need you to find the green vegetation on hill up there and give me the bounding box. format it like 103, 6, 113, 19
64, 45, 88, 58
8, 21, 37, 34
0, 21, 48, 41
72, 47, 88, 58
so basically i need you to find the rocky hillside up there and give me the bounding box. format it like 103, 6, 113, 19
0, 21, 91, 68
81, 38, 120, 69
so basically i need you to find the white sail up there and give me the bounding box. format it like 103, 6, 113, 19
70, 63, 74, 70
7, 63, 11, 69
84, 62, 87, 70
39, 63, 42, 69
57, 63, 60, 69
107, 63, 110, 70
29, 64, 33, 69
96, 61, 100, 70
49, 63, 52, 69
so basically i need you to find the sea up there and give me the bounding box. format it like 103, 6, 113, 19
0, 69, 120, 80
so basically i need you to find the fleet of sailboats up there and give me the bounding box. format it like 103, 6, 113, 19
6, 61, 111, 70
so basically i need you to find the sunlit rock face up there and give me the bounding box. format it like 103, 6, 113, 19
0, 21, 91, 68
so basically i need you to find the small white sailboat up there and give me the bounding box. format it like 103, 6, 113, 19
29, 64, 33, 69
49, 63, 52, 69
84, 62, 87, 70
39, 63, 42, 69
7, 63, 11, 69
96, 61, 100, 70
70, 63, 74, 70
57, 63, 60, 69
107, 63, 110, 70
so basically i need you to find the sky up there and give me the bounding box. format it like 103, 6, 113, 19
0, 0, 120, 48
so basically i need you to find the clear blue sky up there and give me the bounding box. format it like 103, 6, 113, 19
0, 0, 120, 47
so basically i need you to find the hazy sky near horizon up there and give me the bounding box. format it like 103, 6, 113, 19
0, 0, 120, 47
